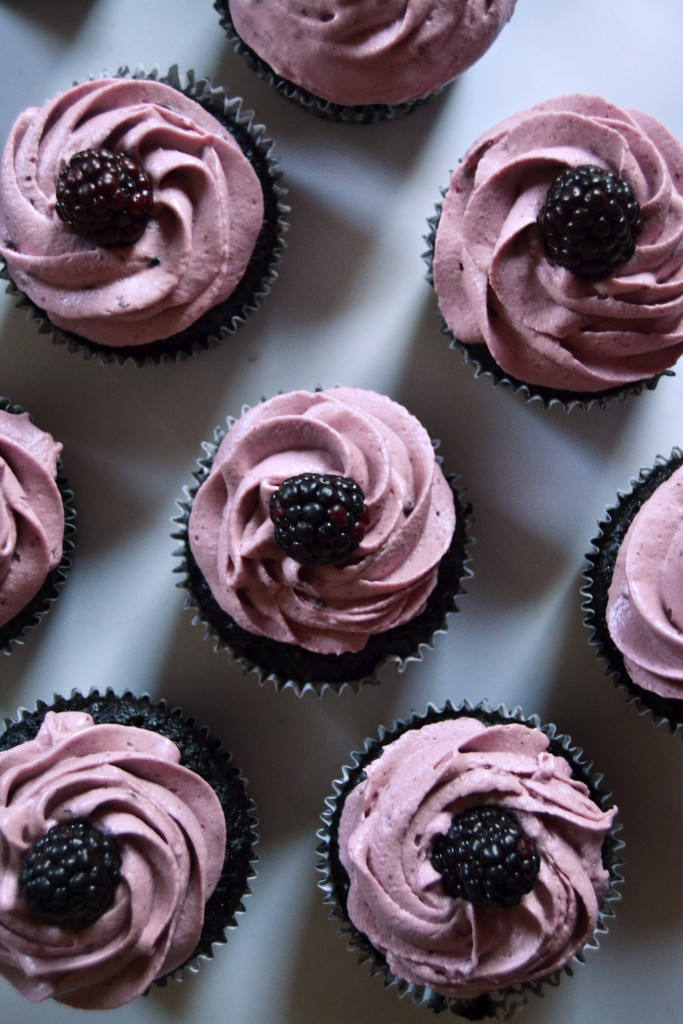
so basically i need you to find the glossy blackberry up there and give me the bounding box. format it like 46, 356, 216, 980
538, 164, 642, 281
19, 819, 122, 929
269, 472, 368, 566
430, 805, 540, 909
55, 147, 153, 246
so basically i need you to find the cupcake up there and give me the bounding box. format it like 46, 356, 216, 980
0, 689, 257, 1009
0, 398, 74, 653
175, 386, 472, 695
319, 701, 621, 1019
0, 65, 287, 365
583, 449, 683, 731
214, 0, 518, 123
427, 94, 683, 407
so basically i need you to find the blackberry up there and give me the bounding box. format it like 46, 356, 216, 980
269, 472, 368, 566
55, 147, 153, 246
538, 164, 642, 281
430, 805, 540, 909
19, 819, 122, 929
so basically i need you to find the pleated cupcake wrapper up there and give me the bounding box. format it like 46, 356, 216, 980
1, 64, 289, 367
0, 687, 259, 994
213, 0, 432, 124
0, 397, 75, 655
582, 448, 683, 734
424, 194, 670, 411
317, 698, 624, 1021
173, 398, 474, 697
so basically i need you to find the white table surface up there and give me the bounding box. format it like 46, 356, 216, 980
0, 1, 682, 1022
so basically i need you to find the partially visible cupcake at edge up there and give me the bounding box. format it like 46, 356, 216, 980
319, 702, 621, 1019
428, 94, 683, 407
0, 689, 256, 1009
583, 449, 683, 731
214, 0, 517, 122
175, 386, 471, 694
0, 397, 73, 652
0, 66, 287, 364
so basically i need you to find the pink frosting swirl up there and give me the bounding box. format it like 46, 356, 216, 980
228, 0, 517, 107
338, 718, 616, 1000
0, 711, 226, 1009
0, 410, 63, 627
606, 464, 683, 701
433, 94, 683, 393
0, 76, 264, 346
188, 388, 456, 655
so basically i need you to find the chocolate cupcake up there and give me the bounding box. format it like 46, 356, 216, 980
0, 397, 74, 653
319, 700, 622, 1019
174, 386, 472, 695
214, 0, 517, 123
0, 65, 287, 365
583, 449, 683, 732
0, 689, 257, 1008
426, 94, 683, 408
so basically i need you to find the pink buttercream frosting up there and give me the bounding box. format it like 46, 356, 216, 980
606, 463, 683, 701
0, 76, 264, 346
188, 387, 456, 655
228, 0, 517, 107
433, 94, 683, 393
0, 711, 226, 1009
338, 717, 616, 1000
0, 409, 63, 627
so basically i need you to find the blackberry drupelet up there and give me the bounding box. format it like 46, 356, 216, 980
269, 472, 368, 566
55, 147, 153, 246
19, 819, 122, 929
430, 805, 540, 908
538, 164, 642, 281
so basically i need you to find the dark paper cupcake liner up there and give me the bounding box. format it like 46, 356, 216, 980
0, 687, 258, 987
424, 194, 669, 411
173, 411, 473, 697
0, 397, 75, 655
1, 64, 289, 367
317, 698, 623, 1020
582, 448, 683, 733
213, 0, 432, 123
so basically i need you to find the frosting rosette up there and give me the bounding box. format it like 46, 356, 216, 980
606, 463, 683, 702
0, 710, 227, 1009
0, 74, 265, 348
334, 716, 617, 1003
0, 409, 64, 628
224, 0, 517, 108
187, 387, 456, 656
432, 94, 683, 395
